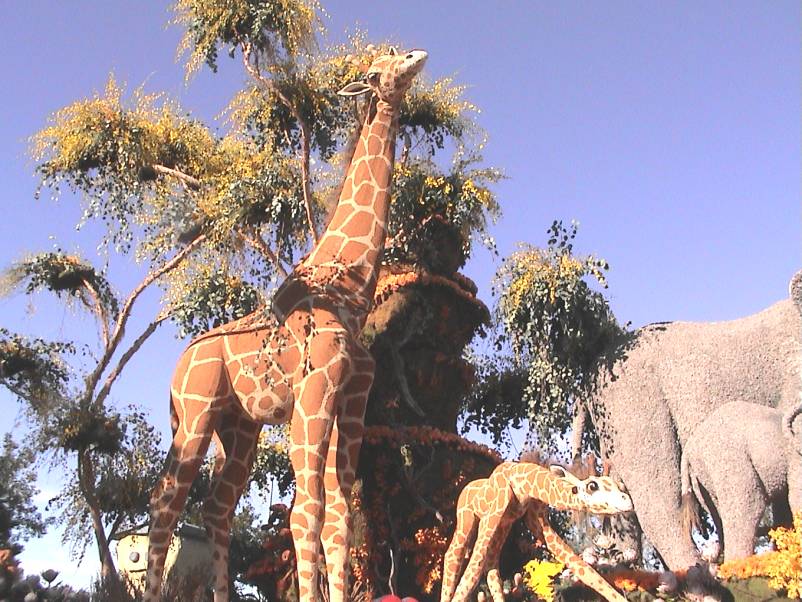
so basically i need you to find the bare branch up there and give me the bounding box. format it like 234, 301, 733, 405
93, 314, 168, 409
109, 520, 149, 542
151, 164, 201, 190
85, 235, 206, 405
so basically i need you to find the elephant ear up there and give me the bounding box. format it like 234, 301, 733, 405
338, 81, 372, 97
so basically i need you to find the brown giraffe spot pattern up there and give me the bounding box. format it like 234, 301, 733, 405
440, 461, 634, 602
144, 49, 428, 602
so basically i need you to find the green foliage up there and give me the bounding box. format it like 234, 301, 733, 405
30, 77, 218, 252
385, 157, 501, 272
45, 403, 124, 455
0, 328, 75, 414
0, 434, 48, 549
46, 409, 164, 558
173, 0, 322, 76
249, 425, 293, 497
168, 263, 262, 339
459, 353, 527, 447
1, 252, 119, 320
492, 221, 627, 445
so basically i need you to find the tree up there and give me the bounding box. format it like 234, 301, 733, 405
464, 220, 627, 453
0, 434, 48, 552
1, 0, 499, 594
2, 2, 624, 599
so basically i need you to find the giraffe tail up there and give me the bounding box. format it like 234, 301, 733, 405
169, 393, 179, 438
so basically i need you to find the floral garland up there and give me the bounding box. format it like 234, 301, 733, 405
362, 425, 502, 464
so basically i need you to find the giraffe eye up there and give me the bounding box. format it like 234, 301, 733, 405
367, 72, 380, 84
587, 481, 599, 493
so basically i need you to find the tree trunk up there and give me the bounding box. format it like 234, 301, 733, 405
77, 451, 120, 583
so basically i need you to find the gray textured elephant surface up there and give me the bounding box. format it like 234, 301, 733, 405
680, 401, 802, 561
585, 270, 802, 569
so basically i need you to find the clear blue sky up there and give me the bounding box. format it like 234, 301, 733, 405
0, 0, 799, 586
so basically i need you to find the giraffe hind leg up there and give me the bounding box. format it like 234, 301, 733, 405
144, 391, 221, 601
144, 343, 229, 602
202, 408, 262, 602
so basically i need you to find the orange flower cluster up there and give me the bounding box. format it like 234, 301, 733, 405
602, 569, 660, 593
350, 540, 374, 598
245, 504, 296, 599
363, 425, 502, 464
718, 511, 801, 598
718, 552, 781, 580
399, 527, 450, 593
373, 269, 487, 315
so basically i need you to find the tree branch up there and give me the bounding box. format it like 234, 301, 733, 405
93, 314, 168, 409
241, 43, 319, 244
80, 277, 110, 349
152, 164, 201, 191
77, 451, 118, 581
240, 229, 289, 279
84, 235, 206, 405
109, 520, 150, 542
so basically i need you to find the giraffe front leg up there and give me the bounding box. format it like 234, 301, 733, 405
440, 494, 479, 602
451, 507, 510, 602
202, 409, 261, 602
289, 330, 349, 602
535, 514, 627, 602
482, 510, 518, 602
321, 346, 374, 602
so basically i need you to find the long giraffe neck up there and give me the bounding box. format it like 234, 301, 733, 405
302, 99, 399, 322
509, 465, 584, 511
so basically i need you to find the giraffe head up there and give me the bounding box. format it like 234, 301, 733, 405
549, 465, 633, 514
338, 47, 428, 106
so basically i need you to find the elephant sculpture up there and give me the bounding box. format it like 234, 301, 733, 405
580, 269, 802, 569
680, 401, 802, 561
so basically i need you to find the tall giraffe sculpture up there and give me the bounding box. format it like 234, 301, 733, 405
144, 47, 428, 602
441, 461, 634, 602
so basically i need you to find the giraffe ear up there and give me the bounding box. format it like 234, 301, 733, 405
388, 46, 398, 55
550, 464, 582, 486
337, 81, 373, 97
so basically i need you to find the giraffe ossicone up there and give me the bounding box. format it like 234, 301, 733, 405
440, 461, 633, 602
144, 47, 427, 602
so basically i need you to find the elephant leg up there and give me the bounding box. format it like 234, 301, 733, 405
718, 495, 766, 562
620, 457, 699, 569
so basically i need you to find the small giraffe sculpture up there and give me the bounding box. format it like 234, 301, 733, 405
440, 461, 634, 602
144, 48, 427, 602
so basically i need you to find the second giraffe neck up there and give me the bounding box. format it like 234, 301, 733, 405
303, 99, 400, 312
507, 464, 585, 512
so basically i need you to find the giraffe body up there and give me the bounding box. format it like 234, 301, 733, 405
440, 462, 633, 602
144, 48, 427, 602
